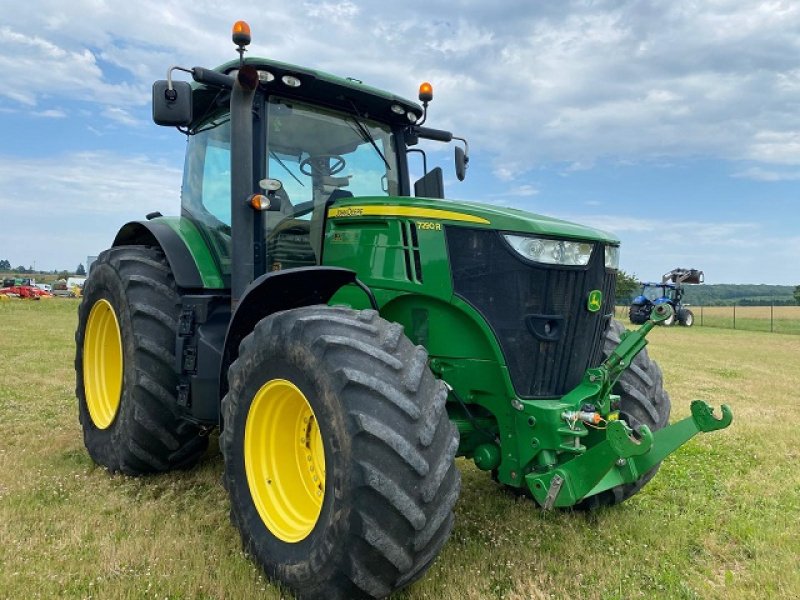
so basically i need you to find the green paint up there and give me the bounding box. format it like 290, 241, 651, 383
163, 56, 730, 510
157, 217, 227, 289
473, 444, 501, 471
322, 206, 731, 507
526, 400, 733, 508
326, 195, 619, 244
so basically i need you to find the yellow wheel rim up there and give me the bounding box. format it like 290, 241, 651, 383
244, 379, 326, 543
83, 299, 123, 429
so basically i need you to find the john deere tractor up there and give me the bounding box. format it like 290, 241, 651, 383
75, 23, 732, 599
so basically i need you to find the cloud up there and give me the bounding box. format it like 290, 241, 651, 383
746, 131, 800, 165
0, 151, 181, 215
504, 184, 539, 197
102, 106, 140, 126
0, 26, 143, 109
3, 1, 799, 172
576, 214, 795, 284
733, 166, 800, 181
0, 151, 182, 270
556, 214, 658, 234
34, 108, 67, 118
303, 1, 360, 23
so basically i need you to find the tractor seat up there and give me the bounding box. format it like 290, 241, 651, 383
265, 187, 316, 270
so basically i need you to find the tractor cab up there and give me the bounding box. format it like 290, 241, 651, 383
634, 281, 678, 304
157, 54, 469, 287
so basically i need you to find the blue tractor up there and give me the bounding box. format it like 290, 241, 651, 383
629, 268, 704, 327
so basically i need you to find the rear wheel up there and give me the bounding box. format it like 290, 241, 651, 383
679, 309, 695, 327
221, 305, 460, 599
75, 246, 208, 474
577, 319, 671, 509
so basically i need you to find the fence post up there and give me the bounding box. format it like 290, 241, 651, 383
733, 302, 736, 330
771, 302, 774, 333
700, 305, 703, 326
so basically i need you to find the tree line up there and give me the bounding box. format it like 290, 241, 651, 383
615, 270, 800, 306
0, 260, 86, 277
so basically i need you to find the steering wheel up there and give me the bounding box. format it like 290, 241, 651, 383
299, 154, 346, 177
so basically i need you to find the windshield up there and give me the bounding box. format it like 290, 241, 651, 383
262, 98, 400, 271
642, 285, 670, 301
266, 97, 400, 206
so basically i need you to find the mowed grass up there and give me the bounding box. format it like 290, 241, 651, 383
1, 299, 798, 599
694, 305, 800, 335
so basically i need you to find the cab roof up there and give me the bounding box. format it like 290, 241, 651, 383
189, 56, 423, 130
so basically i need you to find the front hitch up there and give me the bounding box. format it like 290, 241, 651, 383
526, 400, 732, 509
525, 305, 734, 509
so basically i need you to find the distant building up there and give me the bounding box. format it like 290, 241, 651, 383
87, 256, 98, 273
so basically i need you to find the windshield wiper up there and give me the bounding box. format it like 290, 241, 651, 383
346, 99, 391, 171
269, 150, 305, 187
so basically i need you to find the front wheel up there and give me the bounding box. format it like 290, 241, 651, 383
628, 303, 650, 324
221, 306, 460, 599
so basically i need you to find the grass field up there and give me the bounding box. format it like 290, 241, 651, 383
1, 299, 798, 599
693, 305, 800, 335
616, 305, 800, 335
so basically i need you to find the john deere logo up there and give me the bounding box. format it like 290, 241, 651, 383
587, 290, 602, 312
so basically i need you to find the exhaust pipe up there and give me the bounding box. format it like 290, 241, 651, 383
230, 66, 259, 306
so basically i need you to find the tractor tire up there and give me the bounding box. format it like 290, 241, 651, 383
628, 304, 650, 325
679, 309, 695, 327
220, 305, 460, 600
75, 246, 208, 474
576, 319, 671, 509
659, 308, 676, 327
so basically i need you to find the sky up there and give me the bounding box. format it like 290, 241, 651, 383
1, 0, 798, 285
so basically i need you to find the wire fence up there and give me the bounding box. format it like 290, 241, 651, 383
615, 304, 800, 335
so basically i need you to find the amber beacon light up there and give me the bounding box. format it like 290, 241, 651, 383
418, 81, 433, 103
232, 20, 252, 46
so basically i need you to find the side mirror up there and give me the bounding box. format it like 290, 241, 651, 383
455, 146, 468, 181
152, 80, 193, 126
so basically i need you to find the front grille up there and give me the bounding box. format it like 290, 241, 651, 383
446, 227, 616, 398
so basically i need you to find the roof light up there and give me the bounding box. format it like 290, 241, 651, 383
391, 104, 405, 115
407, 111, 418, 122
419, 81, 433, 103
281, 75, 302, 88
259, 178, 283, 192
232, 21, 251, 47
258, 70, 275, 83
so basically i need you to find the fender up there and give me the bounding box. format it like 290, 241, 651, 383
218, 266, 370, 401
113, 218, 226, 289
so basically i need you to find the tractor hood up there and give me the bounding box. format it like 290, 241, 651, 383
326, 195, 619, 244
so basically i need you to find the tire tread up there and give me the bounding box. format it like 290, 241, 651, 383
220, 305, 460, 599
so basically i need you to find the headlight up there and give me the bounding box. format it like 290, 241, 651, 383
605, 245, 620, 270
503, 234, 593, 266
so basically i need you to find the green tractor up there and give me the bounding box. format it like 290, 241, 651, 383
75, 22, 732, 599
